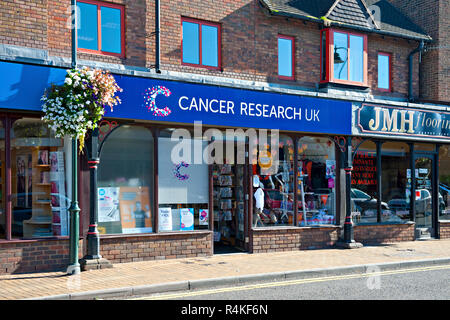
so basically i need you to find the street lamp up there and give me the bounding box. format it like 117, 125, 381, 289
66, 0, 81, 275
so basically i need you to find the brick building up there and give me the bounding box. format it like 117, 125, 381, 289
0, 0, 449, 274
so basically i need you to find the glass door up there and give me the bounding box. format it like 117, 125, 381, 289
414, 154, 435, 238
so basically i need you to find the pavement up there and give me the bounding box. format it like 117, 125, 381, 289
1, 239, 450, 300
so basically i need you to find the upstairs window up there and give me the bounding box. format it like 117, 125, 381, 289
77, 0, 125, 58
277, 35, 295, 80
377, 52, 392, 91
181, 18, 221, 70
321, 29, 367, 86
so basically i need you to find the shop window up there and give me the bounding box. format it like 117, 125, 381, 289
77, 0, 125, 57
377, 52, 391, 91
351, 140, 378, 224
158, 129, 209, 231
297, 136, 337, 226
381, 142, 411, 223
98, 125, 154, 235
181, 18, 221, 69
278, 35, 295, 80
439, 146, 450, 220
320, 29, 368, 86
0, 121, 4, 239
11, 118, 69, 239
252, 135, 294, 227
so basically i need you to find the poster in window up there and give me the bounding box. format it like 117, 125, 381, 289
98, 187, 121, 223
158, 137, 209, 205
158, 207, 172, 231
118, 186, 152, 234
16, 155, 27, 207
38, 150, 49, 165
199, 209, 209, 226
180, 208, 194, 231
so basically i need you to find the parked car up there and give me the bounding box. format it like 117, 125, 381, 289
388, 189, 445, 217
350, 188, 389, 215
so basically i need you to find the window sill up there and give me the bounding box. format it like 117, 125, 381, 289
99, 229, 213, 239
0, 236, 70, 244
353, 221, 415, 227
252, 225, 339, 231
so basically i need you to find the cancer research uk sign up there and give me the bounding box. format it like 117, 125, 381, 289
0, 61, 350, 133
108, 76, 352, 134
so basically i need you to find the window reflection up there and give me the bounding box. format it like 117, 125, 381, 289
98, 125, 154, 235
351, 140, 378, 224
333, 32, 348, 80
201, 25, 219, 67
297, 137, 336, 226
101, 6, 122, 54
349, 35, 364, 83
78, 2, 98, 51
381, 142, 411, 223
439, 146, 450, 220
182, 21, 200, 65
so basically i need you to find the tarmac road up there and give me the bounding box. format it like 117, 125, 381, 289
137, 264, 450, 300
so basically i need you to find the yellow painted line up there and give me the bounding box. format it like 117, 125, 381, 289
132, 264, 450, 300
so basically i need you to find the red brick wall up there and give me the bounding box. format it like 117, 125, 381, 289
354, 223, 415, 244
0, 239, 82, 274
251, 227, 340, 253
388, 0, 449, 103
99, 231, 213, 263
0, 0, 422, 99
439, 221, 450, 239
0, 0, 48, 49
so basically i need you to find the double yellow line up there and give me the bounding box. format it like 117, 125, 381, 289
132, 264, 450, 300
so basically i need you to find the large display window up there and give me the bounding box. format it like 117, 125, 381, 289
297, 136, 336, 226
98, 125, 154, 235
0, 121, 4, 239
381, 142, 411, 223
439, 145, 450, 221
158, 128, 209, 232
11, 118, 69, 238
351, 140, 379, 224
252, 135, 294, 227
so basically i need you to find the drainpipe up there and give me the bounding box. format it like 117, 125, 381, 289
408, 40, 424, 102
155, 0, 161, 73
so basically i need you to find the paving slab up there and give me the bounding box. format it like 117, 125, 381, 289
0, 239, 449, 300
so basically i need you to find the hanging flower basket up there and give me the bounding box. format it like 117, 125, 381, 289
41, 67, 122, 152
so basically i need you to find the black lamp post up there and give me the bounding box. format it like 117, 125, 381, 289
66, 0, 81, 275
80, 128, 112, 270
337, 136, 362, 249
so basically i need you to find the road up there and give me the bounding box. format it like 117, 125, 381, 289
133, 264, 450, 300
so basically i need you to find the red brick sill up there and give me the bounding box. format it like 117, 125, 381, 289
99, 230, 213, 239
0, 236, 70, 244
252, 225, 340, 232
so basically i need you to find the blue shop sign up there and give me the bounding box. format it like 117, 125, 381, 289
0, 61, 351, 134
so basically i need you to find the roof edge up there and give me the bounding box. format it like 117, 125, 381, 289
258, 0, 432, 42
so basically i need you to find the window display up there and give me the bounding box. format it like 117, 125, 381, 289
11, 118, 69, 238
158, 129, 209, 231
0, 122, 4, 239
297, 136, 336, 226
351, 140, 380, 224
381, 142, 411, 223
439, 145, 450, 221
98, 125, 154, 234
251, 135, 294, 227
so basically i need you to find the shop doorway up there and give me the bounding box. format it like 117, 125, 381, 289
413, 153, 436, 239
212, 139, 249, 254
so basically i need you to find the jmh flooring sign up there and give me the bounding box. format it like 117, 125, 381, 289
0, 61, 351, 135
358, 104, 450, 140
